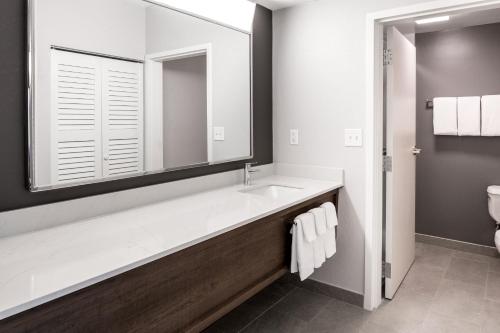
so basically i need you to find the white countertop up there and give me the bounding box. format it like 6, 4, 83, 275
0, 175, 342, 320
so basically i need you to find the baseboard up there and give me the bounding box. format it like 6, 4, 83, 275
278, 273, 364, 308
416, 233, 499, 258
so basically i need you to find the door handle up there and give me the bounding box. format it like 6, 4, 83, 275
412, 147, 422, 155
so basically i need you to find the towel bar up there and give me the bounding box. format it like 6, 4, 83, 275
289, 201, 335, 225
425, 99, 433, 109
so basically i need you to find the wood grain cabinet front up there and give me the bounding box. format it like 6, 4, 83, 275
0, 190, 338, 333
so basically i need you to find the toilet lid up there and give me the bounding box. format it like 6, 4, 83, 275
488, 186, 500, 195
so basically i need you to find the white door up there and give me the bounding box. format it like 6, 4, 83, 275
50, 50, 145, 184
102, 58, 144, 178
384, 26, 417, 299
50, 50, 103, 184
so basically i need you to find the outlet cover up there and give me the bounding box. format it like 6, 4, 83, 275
345, 129, 363, 147
290, 129, 299, 145
214, 127, 225, 141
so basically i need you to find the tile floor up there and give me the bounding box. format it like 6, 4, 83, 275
205, 242, 500, 333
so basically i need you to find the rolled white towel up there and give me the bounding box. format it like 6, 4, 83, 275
309, 208, 327, 269
321, 202, 338, 258
482, 95, 500, 136
299, 212, 317, 243
433, 97, 458, 135
457, 96, 480, 136
324, 228, 337, 258
321, 202, 338, 228
294, 213, 316, 280
310, 207, 327, 235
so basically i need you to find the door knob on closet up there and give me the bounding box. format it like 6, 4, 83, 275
411, 147, 422, 155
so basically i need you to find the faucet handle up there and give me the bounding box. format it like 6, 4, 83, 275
244, 162, 259, 186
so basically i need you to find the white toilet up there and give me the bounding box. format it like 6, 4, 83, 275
487, 186, 500, 253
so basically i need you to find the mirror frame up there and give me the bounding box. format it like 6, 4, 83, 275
27, 0, 254, 192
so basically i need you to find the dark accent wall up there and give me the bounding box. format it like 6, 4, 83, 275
416, 23, 500, 247
0, 2, 272, 212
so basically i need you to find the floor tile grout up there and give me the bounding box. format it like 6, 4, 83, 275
422, 242, 495, 330
237, 285, 299, 332
295, 291, 335, 325
238, 285, 341, 332
209, 242, 500, 333
484, 272, 489, 301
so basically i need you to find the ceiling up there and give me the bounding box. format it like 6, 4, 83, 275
392, 6, 500, 35
251, 0, 314, 11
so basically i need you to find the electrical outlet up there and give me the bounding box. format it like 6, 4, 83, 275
290, 129, 299, 145
345, 129, 363, 147
214, 127, 225, 141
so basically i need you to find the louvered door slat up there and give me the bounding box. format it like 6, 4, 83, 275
55, 136, 99, 182
51, 50, 103, 184
107, 138, 141, 176
102, 59, 144, 177
51, 50, 144, 184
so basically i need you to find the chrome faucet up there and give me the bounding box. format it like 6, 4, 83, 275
244, 162, 259, 186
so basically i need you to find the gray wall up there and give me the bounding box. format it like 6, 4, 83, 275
0, 2, 272, 212
416, 23, 500, 247
163, 56, 208, 169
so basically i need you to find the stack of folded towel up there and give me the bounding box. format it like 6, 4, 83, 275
433, 95, 500, 136
482, 95, 500, 136
290, 202, 338, 281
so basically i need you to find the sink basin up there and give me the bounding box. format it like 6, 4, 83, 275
240, 184, 303, 199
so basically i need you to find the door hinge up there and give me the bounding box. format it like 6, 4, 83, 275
382, 262, 392, 278
383, 155, 392, 172
383, 49, 393, 66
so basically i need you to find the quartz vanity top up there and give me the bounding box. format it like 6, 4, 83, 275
0, 175, 342, 320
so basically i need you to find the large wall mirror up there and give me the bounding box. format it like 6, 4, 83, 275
28, 0, 254, 191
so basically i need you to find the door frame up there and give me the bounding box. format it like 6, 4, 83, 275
364, 0, 500, 311
144, 44, 213, 171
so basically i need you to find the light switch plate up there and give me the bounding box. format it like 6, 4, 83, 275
345, 129, 363, 147
214, 127, 225, 141
290, 129, 299, 145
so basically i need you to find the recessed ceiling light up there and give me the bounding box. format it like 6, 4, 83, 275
415, 15, 450, 25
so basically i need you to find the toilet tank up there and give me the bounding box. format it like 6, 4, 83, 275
487, 186, 500, 224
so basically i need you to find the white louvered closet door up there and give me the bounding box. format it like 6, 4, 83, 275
101, 59, 144, 177
51, 50, 103, 184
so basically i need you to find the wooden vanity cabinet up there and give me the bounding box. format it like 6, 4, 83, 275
0, 190, 338, 333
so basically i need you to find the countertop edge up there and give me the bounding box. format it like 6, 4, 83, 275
0, 181, 343, 320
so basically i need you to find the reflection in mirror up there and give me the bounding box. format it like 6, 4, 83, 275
30, 0, 254, 190
161, 53, 208, 170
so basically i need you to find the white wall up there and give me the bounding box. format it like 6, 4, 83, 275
34, 0, 146, 186
273, 0, 428, 294
146, 6, 251, 162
